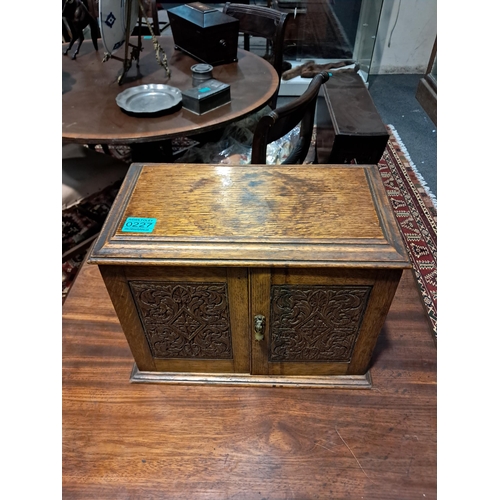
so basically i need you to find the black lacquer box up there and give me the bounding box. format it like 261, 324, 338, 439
182, 79, 231, 114
168, 2, 239, 66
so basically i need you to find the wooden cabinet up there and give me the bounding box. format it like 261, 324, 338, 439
89, 163, 410, 388
316, 72, 389, 165
416, 37, 437, 126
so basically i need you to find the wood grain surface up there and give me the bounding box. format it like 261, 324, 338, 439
62, 37, 278, 145
88, 164, 410, 267
123, 165, 383, 239
62, 261, 437, 499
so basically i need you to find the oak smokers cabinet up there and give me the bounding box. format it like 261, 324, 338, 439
88, 164, 410, 388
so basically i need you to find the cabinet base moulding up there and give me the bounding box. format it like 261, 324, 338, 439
130, 364, 373, 389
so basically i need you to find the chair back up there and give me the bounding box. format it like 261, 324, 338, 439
251, 71, 329, 164
223, 2, 290, 108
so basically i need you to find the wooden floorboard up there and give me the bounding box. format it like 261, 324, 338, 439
62, 261, 437, 499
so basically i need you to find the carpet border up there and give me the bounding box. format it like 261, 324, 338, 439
387, 124, 437, 208
381, 126, 437, 338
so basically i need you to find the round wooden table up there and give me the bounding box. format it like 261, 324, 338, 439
62, 37, 279, 148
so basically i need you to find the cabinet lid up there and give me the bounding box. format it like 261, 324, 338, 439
88, 164, 410, 268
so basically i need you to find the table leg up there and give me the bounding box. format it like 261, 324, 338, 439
130, 140, 173, 162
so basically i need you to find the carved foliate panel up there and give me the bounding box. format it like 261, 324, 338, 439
269, 285, 372, 362
129, 281, 233, 359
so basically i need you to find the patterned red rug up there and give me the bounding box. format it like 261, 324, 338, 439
62, 180, 123, 304
62, 128, 438, 339
379, 126, 437, 338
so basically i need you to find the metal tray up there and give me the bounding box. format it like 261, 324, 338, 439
116, 84, 183, 115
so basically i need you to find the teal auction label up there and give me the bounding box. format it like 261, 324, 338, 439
199, 87, 211, 93
121, 217, 157, 233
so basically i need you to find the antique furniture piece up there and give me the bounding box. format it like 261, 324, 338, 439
168, 2, 240, 66
416, 37, 437, 126
88, 163, 410, 388
222, 2, 291, 108
316, 71, 389, 165
62, 36, 279, 161
251, 71, 328, 164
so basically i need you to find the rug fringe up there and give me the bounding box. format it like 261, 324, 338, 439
387, 124, 437, 209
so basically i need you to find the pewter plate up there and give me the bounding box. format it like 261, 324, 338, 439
116, 84, 183, 114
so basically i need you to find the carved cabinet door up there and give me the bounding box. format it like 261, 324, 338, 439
249, 267, 396, 376
101, 264, 400, 377
100, 265, 251, 374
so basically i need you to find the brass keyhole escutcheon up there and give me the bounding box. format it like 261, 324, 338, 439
254, 314, 265, 341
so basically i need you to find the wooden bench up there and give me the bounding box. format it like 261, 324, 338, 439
316, 71, 389, 164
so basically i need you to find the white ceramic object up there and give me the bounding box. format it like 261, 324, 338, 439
99, 0, 139, 55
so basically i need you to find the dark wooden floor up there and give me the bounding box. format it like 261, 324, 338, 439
62, 261, 437, 499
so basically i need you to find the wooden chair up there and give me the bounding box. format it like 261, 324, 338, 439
176, 72, 328, 165
251, 71, 330, 164
223, 2, 291, 109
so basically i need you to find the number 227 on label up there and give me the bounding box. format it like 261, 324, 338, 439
121, 217, 157, 233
